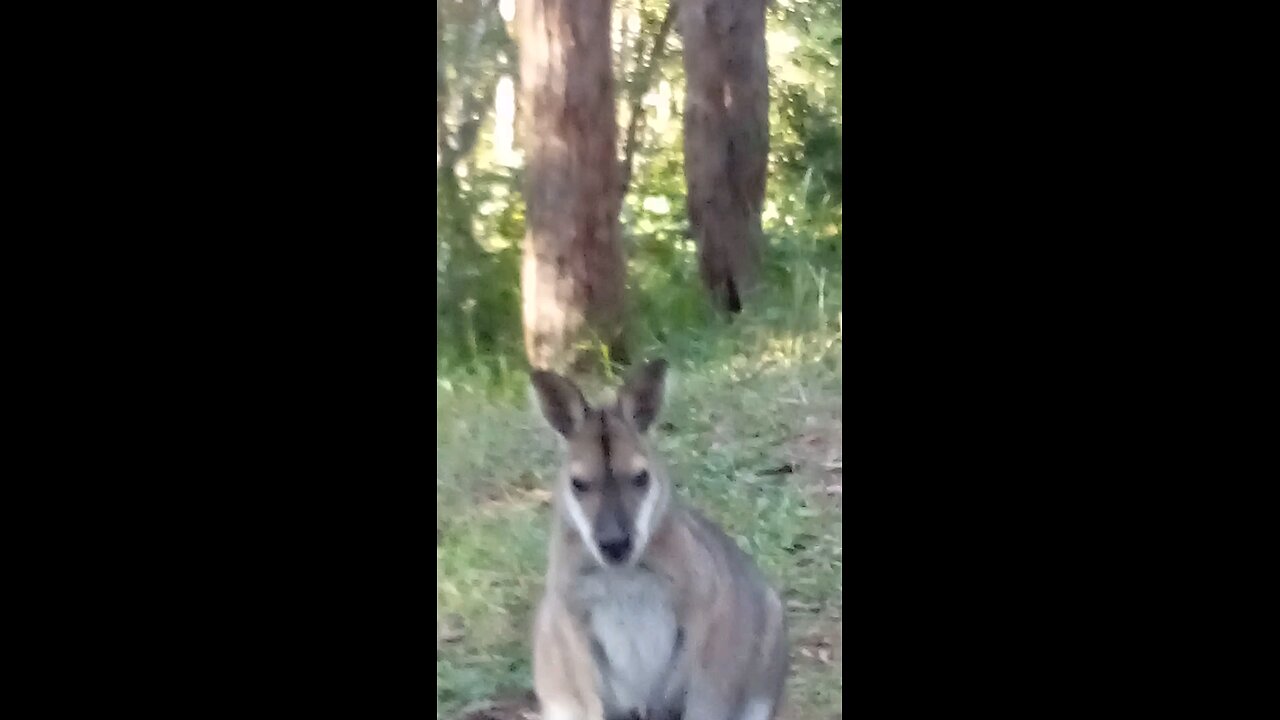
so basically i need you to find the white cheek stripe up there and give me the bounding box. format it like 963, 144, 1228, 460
741, 699, 774, 720
631, 482, 660, 560
540, 703, 579, 720
563, 488, 605, 567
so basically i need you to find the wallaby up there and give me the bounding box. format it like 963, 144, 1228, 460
529, 360, 788, 720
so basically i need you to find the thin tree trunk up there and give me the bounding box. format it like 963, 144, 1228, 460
518, 0, 627, 372
679, 0, 768, 313
619, 4, 677, 195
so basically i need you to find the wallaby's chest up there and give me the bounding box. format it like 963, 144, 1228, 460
574, 567, 683, 716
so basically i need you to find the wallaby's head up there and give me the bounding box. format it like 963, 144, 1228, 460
530, 359, 670, 568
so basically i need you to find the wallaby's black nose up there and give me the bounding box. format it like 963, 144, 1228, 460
599, 535, 632, 563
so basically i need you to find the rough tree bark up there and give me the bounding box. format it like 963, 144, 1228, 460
518, 0, 627, 372
679, 0, 769, 313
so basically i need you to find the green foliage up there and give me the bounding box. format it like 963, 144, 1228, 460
436, 163, 525, 370
438, 7, 842, 715
437, 0, 842, 377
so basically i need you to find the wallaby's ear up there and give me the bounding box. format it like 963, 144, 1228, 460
620, 359, 668, 433
530, 369, 589, 437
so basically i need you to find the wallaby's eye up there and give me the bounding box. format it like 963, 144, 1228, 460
633, 470, 649, 489
571, 477, 589, 493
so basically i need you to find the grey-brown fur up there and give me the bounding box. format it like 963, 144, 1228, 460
530, 361, 788, 720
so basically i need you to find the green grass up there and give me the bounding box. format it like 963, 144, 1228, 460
436, 308, 843, 719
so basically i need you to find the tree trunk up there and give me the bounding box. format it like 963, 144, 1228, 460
518, 0, 627, 372
679, 0, 768, 313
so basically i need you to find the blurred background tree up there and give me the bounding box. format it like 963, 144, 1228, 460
437, 0, 842, 385
680, 0, 769, 314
